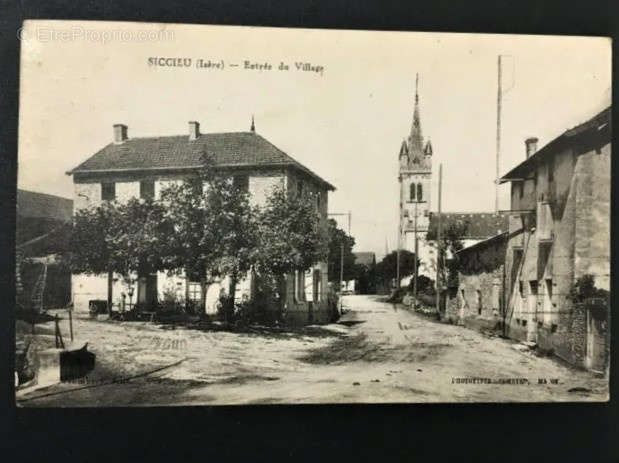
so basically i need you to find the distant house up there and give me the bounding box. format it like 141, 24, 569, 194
16, 189, 73, 311
352, 252, 377, 294
16, 189, 72, 247
499, 105, 610, 373
66, 120, 335, 325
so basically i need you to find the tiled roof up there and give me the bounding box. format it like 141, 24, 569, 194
427, 212, 508, 240
500, 105, 611, 182
456, 231, 508, 256
353, 252, 376, 266
68, 132, 335, 190
17, 189, 73, 222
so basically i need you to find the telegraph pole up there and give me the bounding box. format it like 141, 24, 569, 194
495, 55, 502, 213
495, 54, 514, 213
396, 174, 403, 290
435, 164, 442, 318
328, 212, 352, 312
413, 199, 419, 304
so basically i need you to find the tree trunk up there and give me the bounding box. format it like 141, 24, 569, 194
200, 278, 208, 317
277, 274, 287, 320
228, 275, 238, 322
107, 269, 113, 315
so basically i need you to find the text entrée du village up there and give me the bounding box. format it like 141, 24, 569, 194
148, 57, 325, 76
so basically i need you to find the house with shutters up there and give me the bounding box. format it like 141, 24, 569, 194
499, 104, 610, 373
66, 119, 335, 325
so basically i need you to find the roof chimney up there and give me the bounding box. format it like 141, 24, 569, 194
113, 124, 128, 144
188, 121, 200, 140
525, 137, 538, 159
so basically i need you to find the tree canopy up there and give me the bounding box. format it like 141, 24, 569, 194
71, 164, 327, 315
254, 185, 327, 279
326, 218, 356, 282
375, 250, 419, 288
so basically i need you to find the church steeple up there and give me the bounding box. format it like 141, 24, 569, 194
407, 73, 424, 164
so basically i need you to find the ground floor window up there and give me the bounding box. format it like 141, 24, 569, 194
294, 270, 305, 303
313, 269, 322, 302
304, 269, 314, 302
187, 281, 202, 303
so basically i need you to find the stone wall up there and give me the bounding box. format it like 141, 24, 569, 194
446, 236, 506, 334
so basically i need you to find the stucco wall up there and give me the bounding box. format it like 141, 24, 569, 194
503, 137, 610, 369
71, 166, 332, 324
249, 173, 285, 208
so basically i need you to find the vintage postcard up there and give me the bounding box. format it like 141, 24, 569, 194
15, 20, 611, 405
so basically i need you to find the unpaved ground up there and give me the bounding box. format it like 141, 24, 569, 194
16, 295, 608, 406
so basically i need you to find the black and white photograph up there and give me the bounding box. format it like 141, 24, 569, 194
15, 20, 611, 405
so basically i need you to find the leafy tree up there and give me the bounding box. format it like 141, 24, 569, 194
157, 158, 257, 312
71, 198, 166, 314
426, 221, 467, 291
254, 185, 327, 314
375, 250, 419, 289
352, 262, 377, 294
326, 218, 356, 283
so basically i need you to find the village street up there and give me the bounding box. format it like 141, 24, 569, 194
17, 295, 607, 406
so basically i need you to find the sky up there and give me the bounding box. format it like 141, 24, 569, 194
18, 21, 611, 259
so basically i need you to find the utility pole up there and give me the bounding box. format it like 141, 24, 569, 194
396, 175, 402, 290
435, 164, 442, 318
328, 212, 352, 313
413, 199, 418, 304
496, 55, 502, 213
495, 54, 514, 213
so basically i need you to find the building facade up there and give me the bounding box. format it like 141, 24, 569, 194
67, 120, 335, 325
445, 233, 508, 332
499, 105, 610, 373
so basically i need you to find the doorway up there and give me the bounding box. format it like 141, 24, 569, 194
586, 309, 607, 372
138, 274, 158, 309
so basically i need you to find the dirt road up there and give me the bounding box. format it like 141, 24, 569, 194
17, 295, 607, 406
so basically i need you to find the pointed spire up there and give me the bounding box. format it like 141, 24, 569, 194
408, 73, 424, 162
399, 139, 409, 157
415, 73, 419, 105
250, 115, 255, 133
424, 139, 433, 156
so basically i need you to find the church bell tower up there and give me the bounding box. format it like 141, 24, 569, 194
398, 74, 433, 274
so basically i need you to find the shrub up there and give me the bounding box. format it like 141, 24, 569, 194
216, 293, 236, 323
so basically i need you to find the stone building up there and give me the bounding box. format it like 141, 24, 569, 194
397, 76, 507, 282
445, 232, 508, 332
16, 189, 73, 311
66, 119, 335, 325
499, 104, 610, 373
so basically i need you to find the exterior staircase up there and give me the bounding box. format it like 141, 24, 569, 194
31, 263, 48, 313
